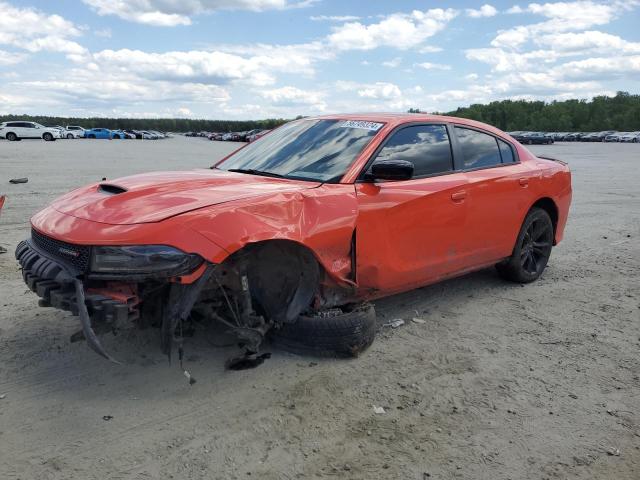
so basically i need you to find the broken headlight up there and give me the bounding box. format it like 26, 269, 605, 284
90, 245, 203, 277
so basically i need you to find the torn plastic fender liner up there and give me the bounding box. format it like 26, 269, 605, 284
74, 279, 121, 364
161, 263, 216, 361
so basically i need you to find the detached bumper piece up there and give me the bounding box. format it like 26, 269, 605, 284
15, 240, 137, 362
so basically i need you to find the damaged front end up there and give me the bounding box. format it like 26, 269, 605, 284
16, 230, 333, 367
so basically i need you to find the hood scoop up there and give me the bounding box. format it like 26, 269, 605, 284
98, 183, 128, 195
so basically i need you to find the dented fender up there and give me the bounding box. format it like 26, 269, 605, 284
181, 184, 359, 284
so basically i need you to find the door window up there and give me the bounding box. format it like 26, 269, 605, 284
455, 127, 502, 169
373, 124, 453, 177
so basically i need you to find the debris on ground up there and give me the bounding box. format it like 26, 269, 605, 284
102, 415, 113, 421
9, 178, 28, 184
373, 406, 386, 414
0, 246, 6, 254
384, 319, 405, 328
607, 447, 621, 456
225, 352, 271, 370
412, 317, 427, 324
0, 393, 6, 399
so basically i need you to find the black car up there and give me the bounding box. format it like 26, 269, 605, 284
518, 132, 554, 145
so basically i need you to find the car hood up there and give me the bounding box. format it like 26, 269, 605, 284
50, 169, 321, 225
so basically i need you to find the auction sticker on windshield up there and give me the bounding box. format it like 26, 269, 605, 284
339, 120, 383, 131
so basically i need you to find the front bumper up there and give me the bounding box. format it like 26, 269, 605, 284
15, 239, 138, 326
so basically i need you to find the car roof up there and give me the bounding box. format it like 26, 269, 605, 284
308, 112, 510, 137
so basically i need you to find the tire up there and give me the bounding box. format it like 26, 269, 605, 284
527, 139, 532, 145
270, 303, 376, 358
67, 133, 74, 139
88, 134, 96, 139
43, 133, 53, 141
6, 132, 17, 141
496, 207, 554, 283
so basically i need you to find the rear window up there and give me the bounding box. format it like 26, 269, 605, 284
498, 139, 516, 163
454, 127, 502, 169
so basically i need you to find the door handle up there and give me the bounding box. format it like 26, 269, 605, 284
451, 190, 467, 202
519, 177, 529, 187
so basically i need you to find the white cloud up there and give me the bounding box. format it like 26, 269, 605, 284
418, 45, 443, 53
466, 47, 558, 72
356, 82, 402, 100
260, 86, 326, 110
79, 43, 331, 89
82, 0, 312, 26
491, 1, 626, 48
382, 57, 402, 68
536, 30, 640, 54
0, 50, 25, 66
465, 73, 479, 81
327, 8, 458, 50
415, 62, 451, 70
0, 2, 86, 55
310, 15, 360, 22
556, 55, 640, 79
94, 28, 112, 38
466, 4, 498, 18
505, 5, 525, 14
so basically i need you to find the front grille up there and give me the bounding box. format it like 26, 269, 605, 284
31, 228, 91, 272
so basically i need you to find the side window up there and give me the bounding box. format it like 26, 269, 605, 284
455, 127, 502, 169
498, 139, 516, 163
23, 122, 35, 128
373, 124, 453, 177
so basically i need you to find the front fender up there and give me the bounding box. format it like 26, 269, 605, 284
182, 184, 359, 283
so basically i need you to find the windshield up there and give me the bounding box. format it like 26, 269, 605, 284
217, 119, 383, 182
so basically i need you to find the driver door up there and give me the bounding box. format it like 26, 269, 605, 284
355, 124, 469, 294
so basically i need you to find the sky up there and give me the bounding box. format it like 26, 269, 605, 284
0, 0, 639, 119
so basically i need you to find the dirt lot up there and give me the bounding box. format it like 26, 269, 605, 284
0, 137, 638, 480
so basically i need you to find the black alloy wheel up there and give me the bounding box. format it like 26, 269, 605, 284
496, 207, 554, 283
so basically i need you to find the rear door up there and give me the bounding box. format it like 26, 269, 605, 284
452, 125, 534, 265
22, 122, 38, 138
355, 123, 469, 293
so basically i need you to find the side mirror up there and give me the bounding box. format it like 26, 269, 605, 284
369, 160, 414, 181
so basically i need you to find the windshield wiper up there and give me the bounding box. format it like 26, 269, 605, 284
227, 168, 286, 179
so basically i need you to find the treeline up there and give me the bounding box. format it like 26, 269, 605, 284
440, 91, 640, 131
0, 115, 290, 133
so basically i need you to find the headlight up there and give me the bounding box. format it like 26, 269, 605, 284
91, 245, 203, 277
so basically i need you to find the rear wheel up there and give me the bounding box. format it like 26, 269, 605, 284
6, 132, 17, 141
496, 207, 553, 283
43, 132, 53, 141
67, 133, 74, 139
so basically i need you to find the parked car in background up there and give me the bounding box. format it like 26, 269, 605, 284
65, 126, 86, 138
619, 131, 640, 143
604, 132, 626, 142
111, 130, 128, 139
248, 129, 270, 142
138, 131, 158, 140
565, 132, 585, 141
84, 128, 113, 139
517, 132, 554, 145
0, 121, 61, 141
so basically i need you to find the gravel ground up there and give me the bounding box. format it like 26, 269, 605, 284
0, 137, 638, 480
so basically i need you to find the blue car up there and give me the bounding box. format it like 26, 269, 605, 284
111, 129, 128, 139
84, 128, 113, 139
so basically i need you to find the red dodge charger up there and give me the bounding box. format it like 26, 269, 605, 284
16, 114, 571, 363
